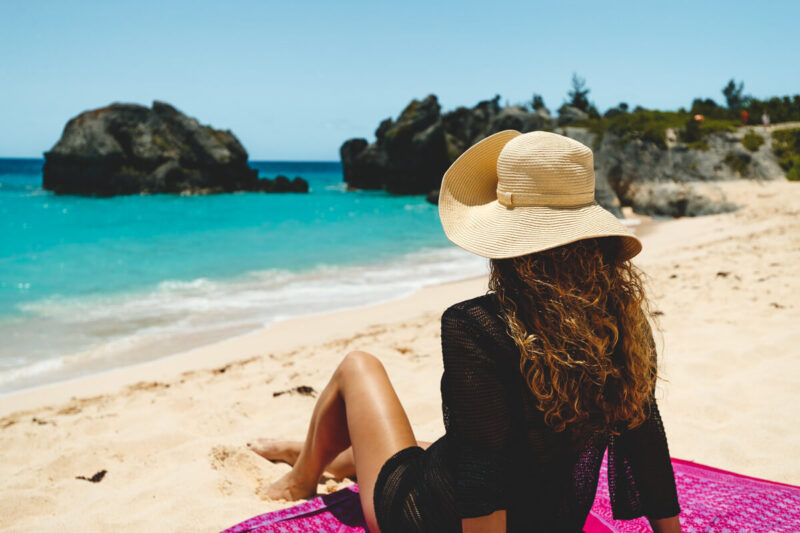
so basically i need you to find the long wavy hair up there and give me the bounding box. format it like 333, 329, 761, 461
489, 237, 657, 437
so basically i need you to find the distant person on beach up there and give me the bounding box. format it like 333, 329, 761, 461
741, 110, 749, 125
762, 111, 771, 129
248, 132, 681, 533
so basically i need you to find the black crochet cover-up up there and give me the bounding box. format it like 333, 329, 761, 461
373, 294, 680, 532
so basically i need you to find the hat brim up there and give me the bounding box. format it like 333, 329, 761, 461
438, 130, 642, 261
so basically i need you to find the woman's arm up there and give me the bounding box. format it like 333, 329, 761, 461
608, 322, 681, 522
607, 398, 681, 520
649, 515, 681, 533
462, 510, 506, 533
441, 306, 514, 520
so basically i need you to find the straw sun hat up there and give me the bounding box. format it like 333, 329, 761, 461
438, 130, 642, 261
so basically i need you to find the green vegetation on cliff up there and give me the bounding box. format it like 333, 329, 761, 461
565, 77, 799, 152
723, 151, 752, 177
580, 110, 737, 149
772, 129, 800, 181
742, 131, 765, 152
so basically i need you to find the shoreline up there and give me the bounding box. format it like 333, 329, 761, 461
0, 274, 491, 417
0, 245, 488, 396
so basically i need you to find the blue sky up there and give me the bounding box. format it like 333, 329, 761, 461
1, 0, 798, 160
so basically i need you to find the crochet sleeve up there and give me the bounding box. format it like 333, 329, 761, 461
607, 324, 681, 520
440, 305, 514, 519
608, 398, 681, 519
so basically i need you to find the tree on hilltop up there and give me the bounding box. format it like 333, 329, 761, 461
723, 79, 746, 110
531, 94, 546, 111
564, 73, 600, 118
567, 73, 591, 112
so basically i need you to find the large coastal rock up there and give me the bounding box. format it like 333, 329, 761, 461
340, 95, 548, 196
341, 95, 450, 194
580, 127, 783, 216
43, 102, 308, 196
341, 95, 788, 217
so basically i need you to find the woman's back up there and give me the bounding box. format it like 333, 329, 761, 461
424, 293, 679, 532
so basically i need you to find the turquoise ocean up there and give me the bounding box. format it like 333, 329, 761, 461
0, 159, 487, 393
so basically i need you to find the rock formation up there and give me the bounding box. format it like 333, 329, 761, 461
340, 96, 788, 217
341, 95, 545, 195
43, 102, 308, 196
269, 175, 309, 193
341, 95, 450, 194
574, 126, 782, 216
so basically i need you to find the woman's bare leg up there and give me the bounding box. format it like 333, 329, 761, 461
249, 439, 433, 479
255, 351, 418, 532
248, 439, 357, 478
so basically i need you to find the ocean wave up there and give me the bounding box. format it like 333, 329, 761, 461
0, 246, 488, 393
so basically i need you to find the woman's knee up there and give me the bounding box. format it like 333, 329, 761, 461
336, 350, 384, 380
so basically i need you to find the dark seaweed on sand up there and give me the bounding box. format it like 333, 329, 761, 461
76, 470, 107, 483
273, 385, 317, 398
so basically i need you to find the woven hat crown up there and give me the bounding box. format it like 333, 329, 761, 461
496, 131, 595, 208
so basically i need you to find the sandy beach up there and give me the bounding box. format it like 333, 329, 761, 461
1, 179, 798, 532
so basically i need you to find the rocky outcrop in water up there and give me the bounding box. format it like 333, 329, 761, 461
267, 175, 309, 193
341, 95, 547, 195
340, 95, 788, 217
43, 102, 308, 196
340, 95, 450, 194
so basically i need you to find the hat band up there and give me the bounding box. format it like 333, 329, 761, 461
496, 188, 595, 207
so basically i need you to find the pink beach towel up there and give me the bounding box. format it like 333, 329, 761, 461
585, 457, 800, 532
222, 484, 367, 533
221, 457, 800, 532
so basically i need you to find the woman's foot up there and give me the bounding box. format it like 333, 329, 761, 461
249, 439, 318, 500
247, 439, 302, 466
257, 469, 317, 501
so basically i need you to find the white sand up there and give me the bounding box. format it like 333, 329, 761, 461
0, 179, 798, 532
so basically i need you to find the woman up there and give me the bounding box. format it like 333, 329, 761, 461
249, 131, 682, 532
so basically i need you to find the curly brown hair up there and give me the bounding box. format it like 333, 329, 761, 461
489, 237, 657, 437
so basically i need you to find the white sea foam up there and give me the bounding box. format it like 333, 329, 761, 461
0, 246, 488, 394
